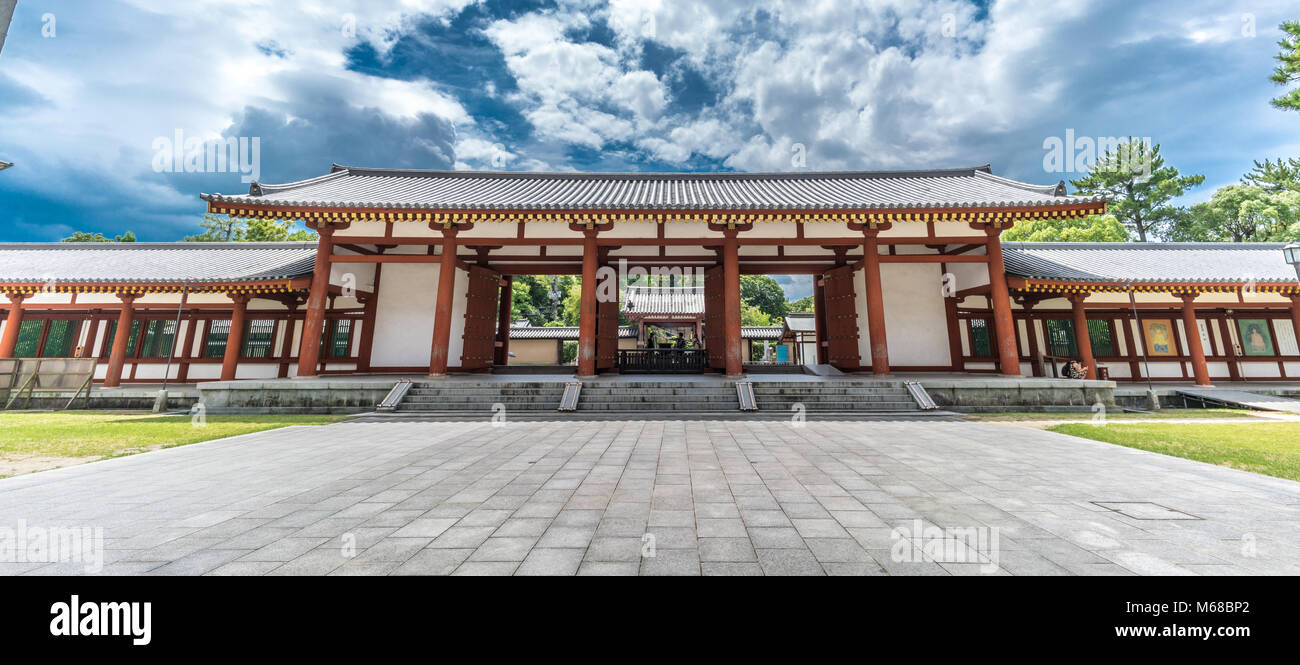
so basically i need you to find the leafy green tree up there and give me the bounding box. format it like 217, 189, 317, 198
1243, 157, 1300, 193
739, 275, 788, 320
186, 214, 242, 241
62, 230, 136, 242
1270, 21, 1300, 113
740, 302, 773, 326
1169, 185, 1300, 242
1069, 140, 1205, 242
787, 295, 814, 313
1001, 214, 1128, 242
241, 218, 317, 241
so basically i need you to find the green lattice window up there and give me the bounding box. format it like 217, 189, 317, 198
242, 320, 276, 358
13, 320, 43, 357
101, 320, 141, 358
204, 320, 231, 358
968, 318, 993, 357
139, 320, 177, 358
41, 320, 78, 357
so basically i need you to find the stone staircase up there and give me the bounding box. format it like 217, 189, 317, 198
381, 378, 925, 418
749, 380, 920, 414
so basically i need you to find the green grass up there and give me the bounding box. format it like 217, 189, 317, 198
0, 411, 350, 463
1050, 422, 1300, 481
967, 408, 1258, 422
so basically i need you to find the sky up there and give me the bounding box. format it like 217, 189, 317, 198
0, 0, 1297, 300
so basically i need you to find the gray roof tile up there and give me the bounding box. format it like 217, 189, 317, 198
0, 242, 318, 284
510, 325, 635, 340
203, 165, 1104, 212
1002, 242, 1298, 284
623, 286, 703, 315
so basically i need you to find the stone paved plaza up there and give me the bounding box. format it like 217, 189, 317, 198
2, 418, 1299, 576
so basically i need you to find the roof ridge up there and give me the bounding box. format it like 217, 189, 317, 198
1002, 241, 1291, 249
331, 164, 996, 181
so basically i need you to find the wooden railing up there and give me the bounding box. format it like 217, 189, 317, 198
617, 349, 709, 373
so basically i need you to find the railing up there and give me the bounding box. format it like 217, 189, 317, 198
617, 349, 709, 373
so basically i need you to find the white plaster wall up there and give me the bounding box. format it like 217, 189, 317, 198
369, 263, 438, 368
854, 268, 872, 364
1240, 362, 1282, 378
880, 263, 949, 367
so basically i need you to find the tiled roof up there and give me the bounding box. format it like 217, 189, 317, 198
742, 326, 784, 340
1002, 242, 1299, 284
623, 286, 703, 315
784, 312, 817, 333
0, 242, 318, 284
203, 164, 1104, 212
510, 325, 636, 340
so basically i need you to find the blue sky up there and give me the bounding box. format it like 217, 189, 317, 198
1, 0, 1297, 299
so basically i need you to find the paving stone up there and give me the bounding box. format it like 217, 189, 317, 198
639, 549, 701, 576
391, 549, 473, 575
515, 548, 585, 576
756, 548, 825, 576
699, 537, 757, 562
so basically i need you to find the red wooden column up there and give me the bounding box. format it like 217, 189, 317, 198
221, 294, 249, 381
1068, 294, 1097, 379
103, 294, 137, 388
494, 275, 513, 366
296, 224, 338, 377
983, 226, 1021, 376
576, 229, 599, 377
1290, 296, 1300, 360
862, 227, 890, 375
722, 227, 743, 377
1179, 292, 1212, 386
812, 280, 827, 364
0, 293, 27, 358
428, 226, 462, 377
277, 302, 299, 379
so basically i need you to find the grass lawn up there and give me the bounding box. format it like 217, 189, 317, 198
0, 411, 350, 478
1050, 422, 1300, 481
968, 408, 1259, 422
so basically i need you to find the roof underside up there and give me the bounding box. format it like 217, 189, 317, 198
203, 165, 1104, 212
1003, 242, 1299, 284
0, 243, 318, 284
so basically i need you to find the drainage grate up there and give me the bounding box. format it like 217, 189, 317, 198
558, 382, 582, 412
1092, 502, 1201, 520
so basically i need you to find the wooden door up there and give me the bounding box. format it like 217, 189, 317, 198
703, 265, 724, 370
460, 265, 502, 371
821, 265, 861, 370
596, 289, 619, 371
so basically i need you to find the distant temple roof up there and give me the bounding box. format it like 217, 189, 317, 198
1002, 242, 1299, 285
0, 242, 317, 286
784, 312, 817, 333
510, 325, 636, 340
203, 164, 1105, 213
623, 285, 703, 316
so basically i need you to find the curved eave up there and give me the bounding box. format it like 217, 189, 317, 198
0, 277, 312, 295
1011, 278, 1300, 295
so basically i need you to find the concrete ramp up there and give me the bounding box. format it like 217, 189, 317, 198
1174, 388, 1300, 414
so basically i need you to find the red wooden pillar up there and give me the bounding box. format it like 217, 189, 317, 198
494, 275, 513, 366
277, 306, 298, 378
1068, 294, 1097, 379
0, 293, 26, 358
722, 228, 743, 377
812, 279, 827, 364
1290, 296, 1300, 362
103, 294, 137, 388
863, 228, 890, 375
357, 264, 382, 373
429, 227, 461, 376
577, 229, 599, 377
983, 226, 1021, 376
296, 225, 336, 377
1023, 303, 1044, 377
1179, 293, 1212, 386
80, 315, 102, 359
221, 294, 249, 381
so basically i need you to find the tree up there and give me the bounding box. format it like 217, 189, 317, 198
186, 214, 242, 241
1243, 157, 1300, 193
787, 295, 814, 313
1069, 140, 1204, 242
62, 230, 136, 242
1001, 214, 1128, 242
184, 214, 316, 242
740, 302, 772, 326
1270, 21, 1300, 113
241, 218, 317, 241
1169, 185, 1300, 242
739, 275, 787, 320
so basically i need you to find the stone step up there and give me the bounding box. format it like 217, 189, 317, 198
757, 401, 919, 411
